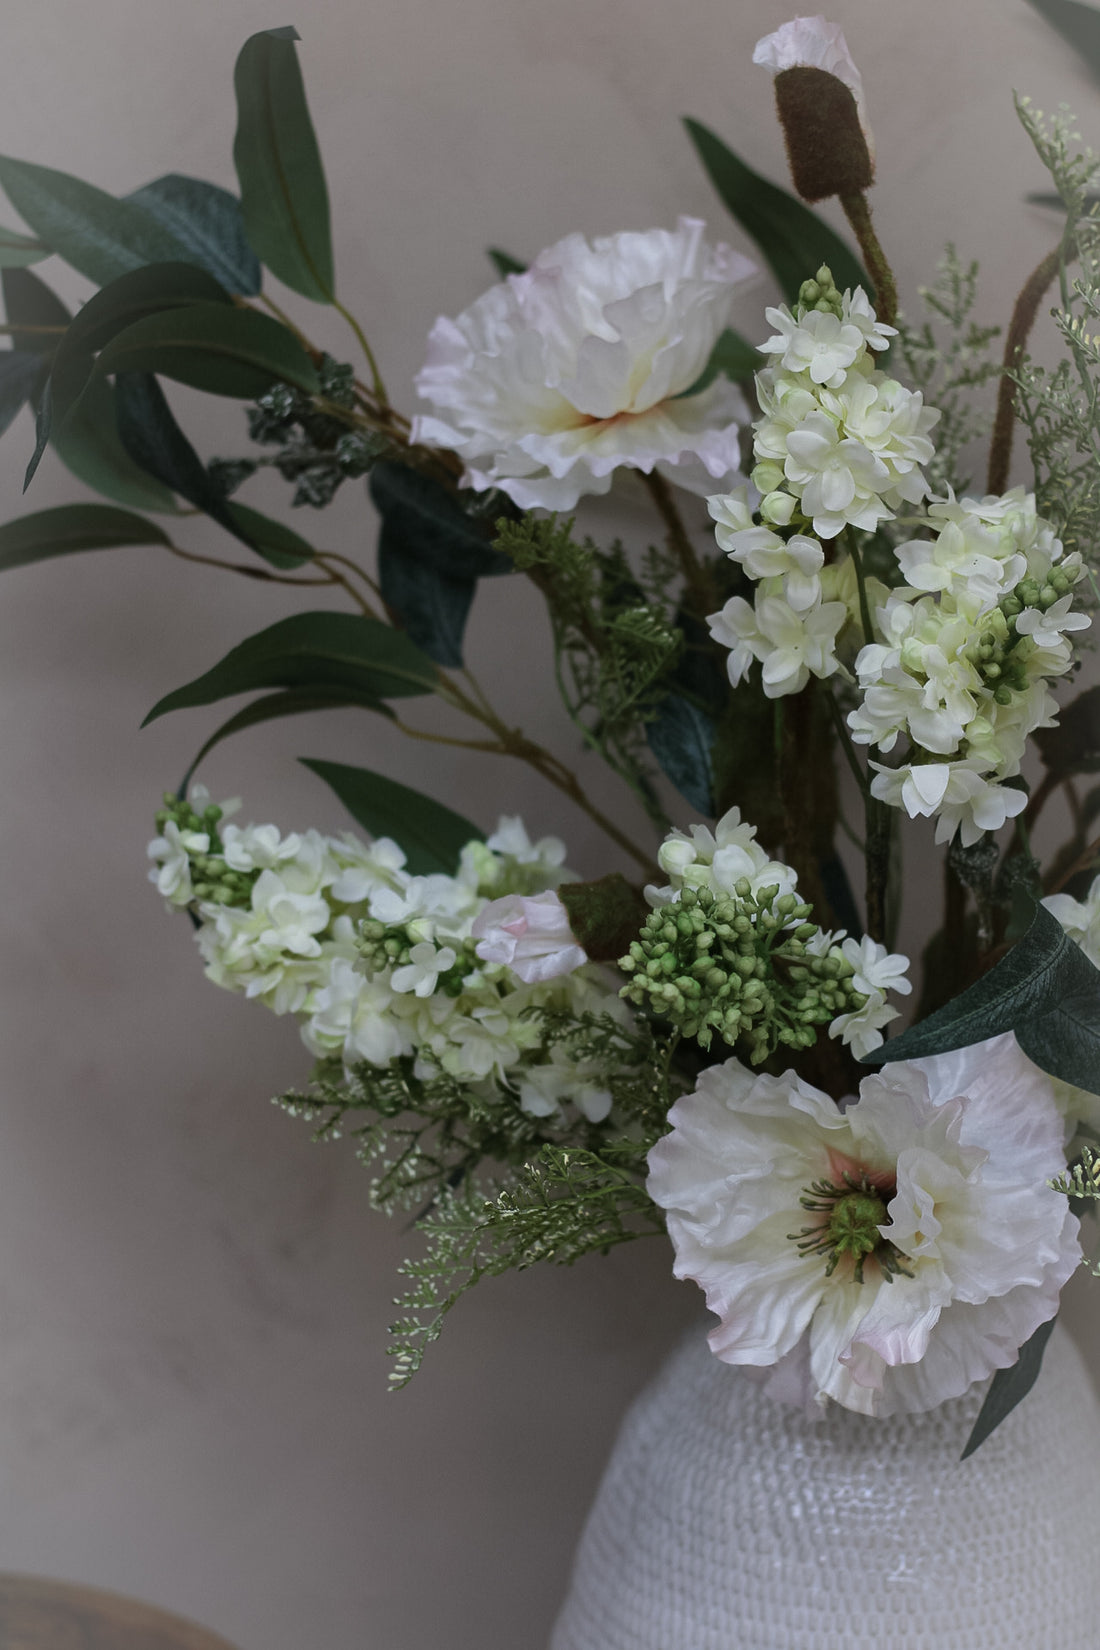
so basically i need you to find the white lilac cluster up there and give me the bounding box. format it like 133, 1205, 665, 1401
646, 806, 910, 1059
705, 271, 1092, 846
412, 217, 756, 510
149, 791, 634, 1126
647, 1033, 1080, 1416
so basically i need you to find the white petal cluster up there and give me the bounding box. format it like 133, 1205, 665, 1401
849, 489, 1089, 846
411, 217, 756, 510
647, 1034, 1080, 1416
827, 933, 912, 1059
1044, 873, 1100, 969
149, 793, 634, 1127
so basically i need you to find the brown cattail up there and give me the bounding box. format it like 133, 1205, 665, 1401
773, 65, 875, 203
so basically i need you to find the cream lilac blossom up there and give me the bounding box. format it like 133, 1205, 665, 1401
412, 218, 756, 510
471, 891, 587, 983
647, 1034, 1080, 1416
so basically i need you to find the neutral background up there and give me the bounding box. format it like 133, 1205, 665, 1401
0, 2, 1097, 1647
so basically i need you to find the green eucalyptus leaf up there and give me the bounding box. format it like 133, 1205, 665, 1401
300, 757, 481, 875
1025, 0, 1100, 82
961, 1318, 1057, 1459
645, 691, 716, 815
125, 174, 261, 295
233, 29, 334, 302
0, 501, 170, 571
487, 247, 526, 277
95, 301, 320, 399
370, 461, 513, 667
678, 327, 760, 396
113, 371, 248, 541
181, 685, 390, 790
1036, 684, 1100, 780
0, 226, 47, 268
225, 501, 314, 569
24, 377, 51, 490
2, 266, 70, 355
50, 262, 233, 428
866, 903, 1100, 1092
0, 155, 190, 287
0, 350, 44, 438
683, 118, 868, 304
143, 610, 438, 726
52, 373, 180, 513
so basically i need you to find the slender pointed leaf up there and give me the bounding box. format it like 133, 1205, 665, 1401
683, 118, 867, 303
181, 685, 392, 790
0, 502, 170, 571
95, 302, 319, 399
24, 376, 51, 490
143, 610, 437, 726
52, 373, 179, 513
225, 502, 314, 569
233, 29, 334, 302
0, 226, 46, 268
0, 155, 191, 287
377, 551, 475, 669
961, 1318, 1057, 1459
645, 691, 716, 814
487, 247, 526, 277
301, 757, 481, 875
2, 267, 69, 354
113, 371, 248, 541
865, 903, 1100, 1092
0, 349, 44, 438
1025, 0, 1100, 82
125, 174, 261, 295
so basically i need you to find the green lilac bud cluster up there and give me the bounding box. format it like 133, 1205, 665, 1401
617, 884, 865, 1063
358, 919, 474, 997
154, 793, 257, 908
968, 569, 1075, 703
797, 264, 843, 319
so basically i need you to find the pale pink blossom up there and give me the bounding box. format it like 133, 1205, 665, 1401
471, 891, 586, 983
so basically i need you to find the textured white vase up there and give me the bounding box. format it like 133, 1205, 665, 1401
551, 1322, 1100, 1649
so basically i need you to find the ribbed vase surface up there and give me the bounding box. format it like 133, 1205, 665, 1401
550, 1322, 1100, 1650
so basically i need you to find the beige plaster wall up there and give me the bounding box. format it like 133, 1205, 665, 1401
0, 3, 1096, 1647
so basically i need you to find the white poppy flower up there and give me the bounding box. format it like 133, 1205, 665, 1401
753, 16, 874, 156
647, 1035, 1079, 1415
412, 218, 756, 510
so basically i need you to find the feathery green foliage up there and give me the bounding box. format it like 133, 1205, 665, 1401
894, 246, 1002, 493
494, 513, 685, 829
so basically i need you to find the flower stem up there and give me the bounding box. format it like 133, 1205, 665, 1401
641, 471, 715, 616
838, 192, 897, 327
334, 296, 388, 405
986, 245, 1062, 495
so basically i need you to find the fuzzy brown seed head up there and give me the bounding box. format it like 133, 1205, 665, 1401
773, 66, 874, 202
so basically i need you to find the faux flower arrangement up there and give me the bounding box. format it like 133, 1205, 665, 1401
4, 10, 1100, 1457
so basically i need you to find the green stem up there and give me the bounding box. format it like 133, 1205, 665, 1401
642, 471, 714, 617
334, 296, 388, 404
845, 532, 875, 647
838, 192, 898, 326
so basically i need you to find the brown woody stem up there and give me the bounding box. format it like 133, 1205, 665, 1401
986, 246, 1061, 495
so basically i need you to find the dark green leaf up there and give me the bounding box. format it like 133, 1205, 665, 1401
2, 267, 69, 355
24, 376, 51, 490
1025, 0, 1100, 82
0, 226, 46, 268
233, 29, 334, 302
114, 371, 247, 541
678, 327, 760, 397
181, 685, 391, 790
371, 461, 513, 667
225, 501, 314, 569
125, 175, 261, 295
558, 875, 649, 962
50, 262, 232, 428
961, 1318, 1056, 1459
646, 691, 716, 815
0, 156, 190, 287
487, 247, 526, 277
95, 302, 320, 399
143, 610, 437, 726
0, 501, 170, 571
301, 757, 481, 875
683, 118, 868, 304
1036, 685, 1100, 780
0, 350, 44, 438
52, 373, 180, 513
866, 903, 1100, 1092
